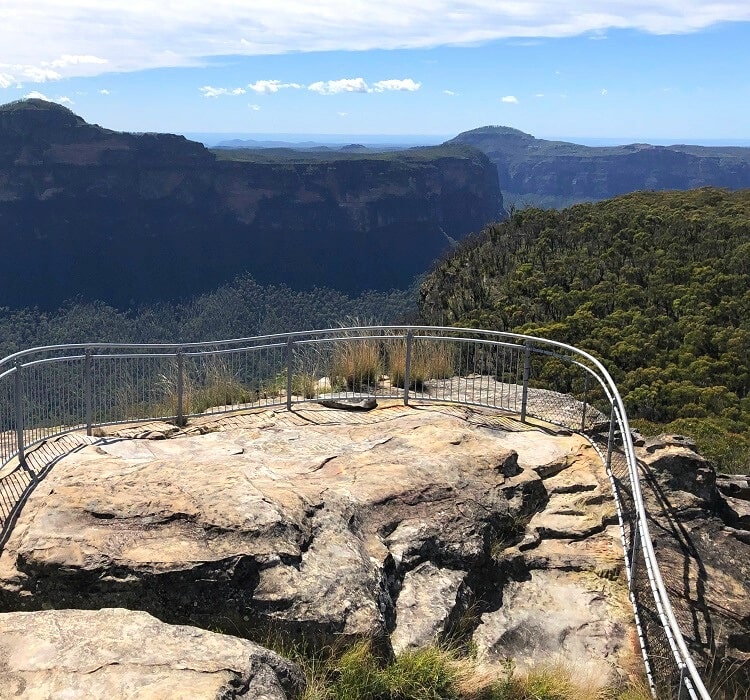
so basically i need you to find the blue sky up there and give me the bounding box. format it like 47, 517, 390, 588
1, 2, 749, 143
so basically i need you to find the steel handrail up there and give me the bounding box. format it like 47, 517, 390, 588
0, 326, 711, 698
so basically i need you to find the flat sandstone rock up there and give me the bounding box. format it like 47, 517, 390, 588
0, 607, 304, 699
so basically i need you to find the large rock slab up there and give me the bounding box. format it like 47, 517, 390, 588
0, 607, 304, 699
0, 407, 548, 641
473, 570, 634, 687
0, 403, 639, 683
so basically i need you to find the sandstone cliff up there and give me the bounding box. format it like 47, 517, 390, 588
0, 100, 503, 308
450, 126, 750, 208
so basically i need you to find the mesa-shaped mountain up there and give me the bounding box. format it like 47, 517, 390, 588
0, 100, 503, 309
449, 125, 750, 208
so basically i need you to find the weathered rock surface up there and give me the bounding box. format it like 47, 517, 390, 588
0, 403, 636, 684
637, 435, 750, 689
0, 607, 304, 699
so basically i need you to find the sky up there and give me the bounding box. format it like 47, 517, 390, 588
1, 1, 750, 143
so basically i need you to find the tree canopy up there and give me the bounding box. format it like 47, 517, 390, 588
420, 188, 750, 471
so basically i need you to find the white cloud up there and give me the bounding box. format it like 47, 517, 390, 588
3, 2, 748, 79
23, 90, 73, 106
337, 111, 348, 117
0, 73, 14, 89
601, 88, 608, 95
443, 89, 456, 96
249, 104, 261, 111
501, 95, 519, 104
247, 80, 302, 94
306, 77, 421, 95
372, 78, 421, 92
308, 78, 369, 95
21, 66, 62, 82
535, 93, 545, 97
99, 89, 110, 95
47, 54, 107, 69
199, 85, 246, 97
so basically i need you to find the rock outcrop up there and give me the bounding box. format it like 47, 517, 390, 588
0, 607, 305, 699
637, 435, 750, 689
0, 402, 637, 688
449, 125, 750, 208
0, 99, 503, 307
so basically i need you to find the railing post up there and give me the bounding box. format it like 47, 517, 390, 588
520, 340, 532, 422
14, 360, 25, 466
580, 373, 589, 432
403, 330, 413, 406
176, 350, 184, 426
286, 336, 294, 411
84, 348, 93, 436
677, 666, 687, 700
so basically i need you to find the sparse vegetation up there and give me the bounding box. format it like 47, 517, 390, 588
271, 638, 655, 700
388, 338, 455, 391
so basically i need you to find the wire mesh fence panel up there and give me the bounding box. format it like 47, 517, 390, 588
19, 357, 86, 446
90, 354, 178, 426
0, 369, 17, 466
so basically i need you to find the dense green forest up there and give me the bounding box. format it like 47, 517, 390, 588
420, 188, 750, 471
0, 275, 418, 358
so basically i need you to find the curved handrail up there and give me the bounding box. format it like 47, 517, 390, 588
0, 326, 711, 698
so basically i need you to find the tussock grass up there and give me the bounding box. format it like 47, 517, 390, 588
281, 639, 655, 700
330, 338, 383, 392
388, 339, 455, 391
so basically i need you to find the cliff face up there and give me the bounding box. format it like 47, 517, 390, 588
0, 100, 503, 308
449, 126, 750, 208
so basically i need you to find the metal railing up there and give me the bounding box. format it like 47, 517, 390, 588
0, 326, 711, 699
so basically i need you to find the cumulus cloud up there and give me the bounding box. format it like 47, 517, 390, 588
99, 89, 110, 95
0, 73, 14, 89
308, 78, 370, 95
23, 90, 73, 106
443, 90, 456, 96
247, 80, 302, 94
249, 104, 261, 111
199, 85, 246, 97
307, 77, 421, 95
2, 2, 748, 79
501, 95, 519, 103
372, 78, 421, 92
601, 88, 608, 95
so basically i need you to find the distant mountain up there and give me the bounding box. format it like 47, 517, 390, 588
0, 99, 503, 309
448, 126, 750, 208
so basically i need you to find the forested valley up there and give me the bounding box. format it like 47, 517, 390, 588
0, 275, 417, 358
420, 188, 750, 471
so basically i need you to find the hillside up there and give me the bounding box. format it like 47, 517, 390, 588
449, 126, 750, 209
419, 188, 750, 470
0, 99, 503, 308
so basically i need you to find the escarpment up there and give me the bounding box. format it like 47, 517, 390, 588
0, 100, 503, 308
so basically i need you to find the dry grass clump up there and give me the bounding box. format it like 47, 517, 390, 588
388, 338, 455, 391
292, 640, 653, 700
330, 338, 383, 392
